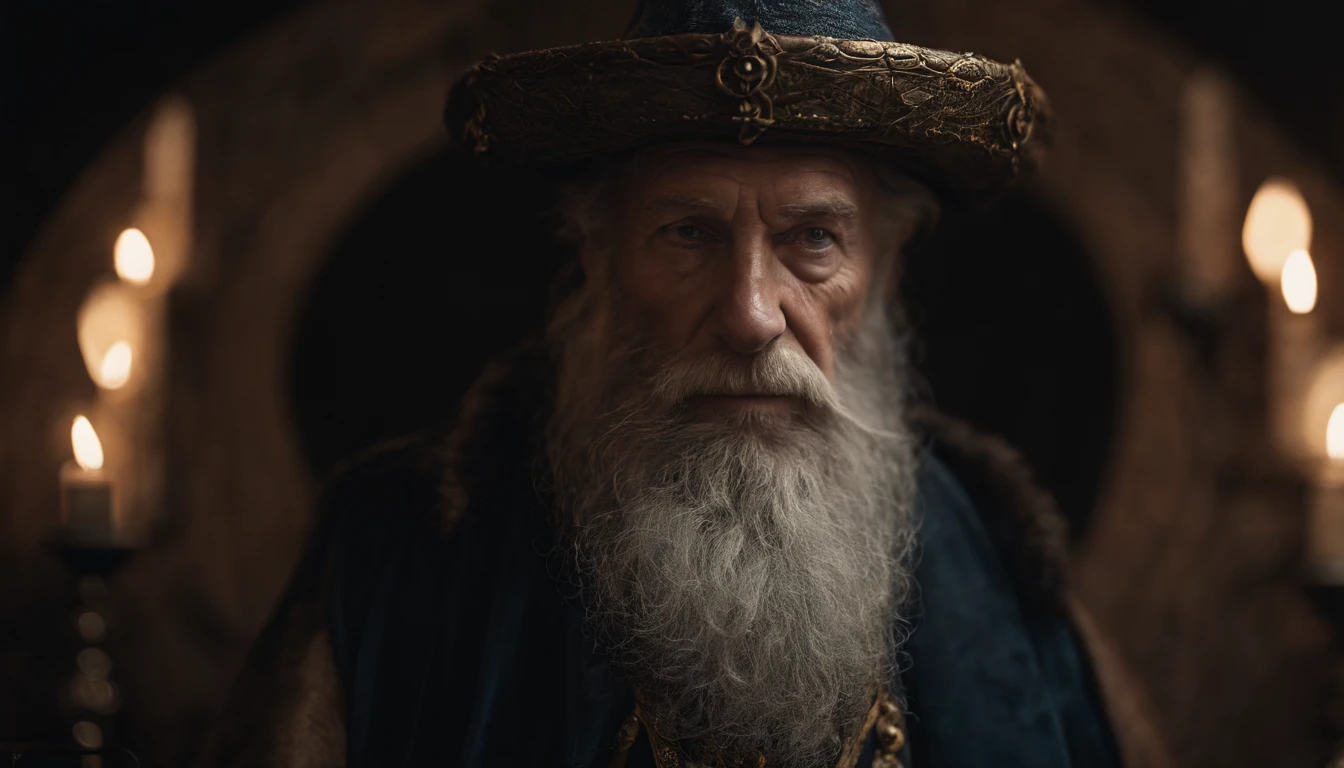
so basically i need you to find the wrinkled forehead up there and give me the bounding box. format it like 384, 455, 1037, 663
620, 141, 874, 203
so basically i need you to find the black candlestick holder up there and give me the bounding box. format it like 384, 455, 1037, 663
35, 531, 144, 767
45, 535, 139, 579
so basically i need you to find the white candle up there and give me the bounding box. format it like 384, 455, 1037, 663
1241, 177, 1316, 458
1269, 250, 1323, 460
60, 416, 118, 547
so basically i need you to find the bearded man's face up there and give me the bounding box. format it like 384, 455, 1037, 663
545, 143, 935, 768
584, 142, 915, 385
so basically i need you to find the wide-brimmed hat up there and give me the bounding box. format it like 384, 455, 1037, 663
443, 0, 1051, 199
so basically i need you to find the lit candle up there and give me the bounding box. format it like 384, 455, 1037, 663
114, 227, 155, 286
60, 415, 117, 546
77, 282, 144, 394
1269, 249, 1323, 459
1243, 179, 1312, 286
1309, 405, 1344, 581
1243, 177, 1319, 460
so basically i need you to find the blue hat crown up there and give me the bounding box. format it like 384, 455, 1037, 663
624, 0, 895, 41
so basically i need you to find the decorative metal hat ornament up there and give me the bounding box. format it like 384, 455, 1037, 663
444, 0, 1051, 198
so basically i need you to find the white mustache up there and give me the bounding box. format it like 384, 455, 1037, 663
649, 342, 838, 410
647, 341, 904, 441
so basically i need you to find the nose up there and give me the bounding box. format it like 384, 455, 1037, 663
715, 236, 787, 355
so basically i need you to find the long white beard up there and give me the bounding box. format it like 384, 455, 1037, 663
544, 272, 920, 768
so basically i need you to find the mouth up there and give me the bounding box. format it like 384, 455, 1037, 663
683, 393, 800, 415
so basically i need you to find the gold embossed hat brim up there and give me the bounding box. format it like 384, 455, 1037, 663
444, 20, 1051, 199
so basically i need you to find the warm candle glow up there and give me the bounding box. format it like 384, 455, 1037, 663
72, 416, 105, 471
97, 342, 133, 390
1243, 178, 1312, 284
1329, 404, 1344, 460
77, 282, 143, 390
1280, 249, 1318, 314
114, 228, 155, 285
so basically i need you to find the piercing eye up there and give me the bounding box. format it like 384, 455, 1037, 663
801, 228, 835, 249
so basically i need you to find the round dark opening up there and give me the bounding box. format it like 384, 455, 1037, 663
900, 188, 1119, 539
287, 150, 563, 479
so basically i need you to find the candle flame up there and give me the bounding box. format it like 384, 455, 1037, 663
77, 283, 142, 390
1329, 404, 1344, 460
96, 342, 133, 390
114, 228, 155, 285
1280, 249, 1318, 314
71, 416, 105, 471
1243, 178, 1312, 284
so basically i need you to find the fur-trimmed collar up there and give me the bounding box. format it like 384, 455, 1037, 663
910, 406, 1071, 615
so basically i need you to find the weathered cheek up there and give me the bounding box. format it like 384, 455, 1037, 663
813, 271, 871, 378
780, 290, 837, 379
640, 302, 701, 349
784, 270, 865, 381
831, 282, 870, 337
616, 251, 708, 348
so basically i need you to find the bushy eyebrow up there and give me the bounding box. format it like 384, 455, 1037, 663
777, 196, 858, 221
642, 194, 726, 216
642, 194, 858, 222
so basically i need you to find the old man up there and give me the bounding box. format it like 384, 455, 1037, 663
204, 1, 1169, 767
